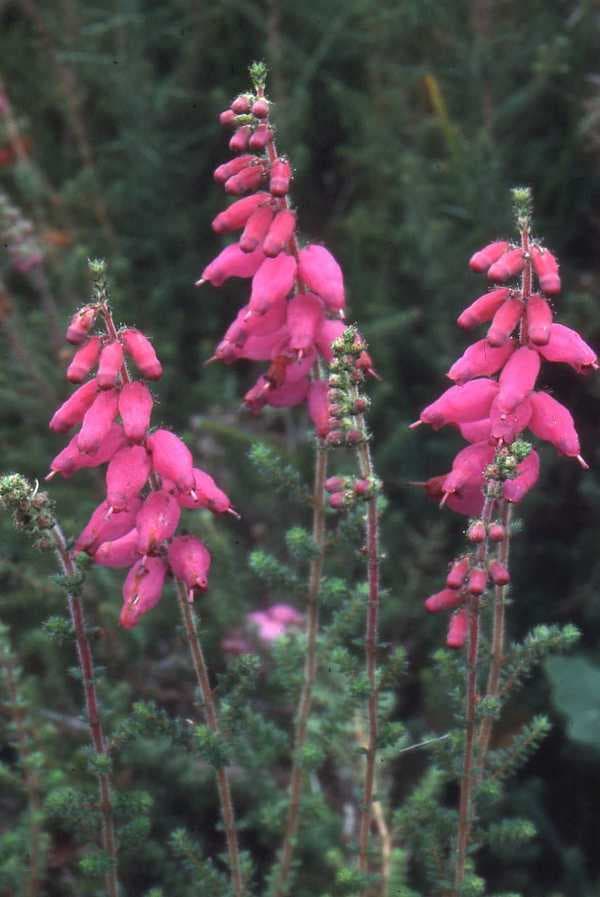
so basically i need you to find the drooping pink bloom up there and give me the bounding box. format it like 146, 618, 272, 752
447, 338, 515, 382
252, 98, 269, 118
249, 124, 272, 150
457, 288, 510, 329
94, 529, 140, 568
266, 375, 311, 408
49, 378, 99, 432
425, 589, 464, 613
488, 522, 506, 542
135, 490, 181, 555
307, 379, 330, 438
314, 319, 346, 363
231, 95, 251, 114
487, 247, 525, 282
528, 391, 585, 463
269, 158, 291, 196
106, 444, 152, 512
248, 254, 297, 315
48, 423, 126, 478
75, 497, 142, 554
119, 381, 153, 442
66, 306, 98, 344
446, 557, 470, 589
447, 608, 468, 648
239, 204, 274, 252
297, 245, 345, 314
489, 396, 531, 443
96, 341, 124, 389
229, 125, 252, 153
417, 379, 499, 429
120, 329, 163, 380
442, 441, 495, 496
213, 155, 257, 186
219, 109, 236, 126
458, 418, 492, 443
168, 535, 211, 594
212, 193, 271, 233
531, 246, 561, 295
237, 326, 288, 362
486, 297, 524, 346
199, 243, 265, 287
120, 557, 168, 629
77, 388, 119, 454
468, 241, 509, 273
67, 336, 102, 383
225, 163, 265, 195
148, 429, 195, 493
176, 468, 233, 514
537, 323, 598, 373
489, 560, 510, 586
287, 292, 324, 353
467, 520, 487, 543
526, 293, 553, 346
503, 450, 540, 502
263, 209, 296, 257
467, 567, 487, 595
496, 346, 541, 413
423, 474, 484, 517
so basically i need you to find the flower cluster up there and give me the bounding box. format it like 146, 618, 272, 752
47, 261, 235, 628
415, 190, 597, 647
197, 63, 375, 435
222, 603, 304, 654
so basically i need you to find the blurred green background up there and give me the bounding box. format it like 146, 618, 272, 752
1, 1, 600, 894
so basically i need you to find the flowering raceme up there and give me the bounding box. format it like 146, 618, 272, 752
48, 260, 235, 628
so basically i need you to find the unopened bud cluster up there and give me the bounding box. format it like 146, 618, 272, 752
47, 262, 235, 628
325, 325, 375, 449
0, 474, 56, 549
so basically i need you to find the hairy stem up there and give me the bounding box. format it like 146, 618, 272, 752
51, 523, 119, 897
175, 580, 244, 897
272, 441, 328, 897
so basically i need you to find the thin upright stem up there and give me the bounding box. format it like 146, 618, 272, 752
51, 523, 119, 897
174, 580, 244, 897
272, 441, 328, 897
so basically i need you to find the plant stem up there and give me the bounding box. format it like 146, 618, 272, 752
477, 500, 512, 768
51, 523, 119, 897
272, 440, 328, 897
174, 580, 244, 897
356, 439, 381, 884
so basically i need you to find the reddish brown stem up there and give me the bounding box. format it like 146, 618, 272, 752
272, 441, 328, 897
175, 580, 244, 897
51, 523, 119, 897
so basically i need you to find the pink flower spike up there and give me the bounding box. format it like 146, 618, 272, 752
457, 288, 510, 329
486, 297, 524, 347
263, 209, 297, 257
106, 444, 151, 512
526, 294, 553, 346
419, 379, 499, 429
298, 245, 345, 314
238, 326, 288, 362
199, 244, 265, 287
528, 392, 584, 462
468, 241, 509, 273
487, 247, 525, 282
422, 474, 484, 518
287, 292, 324, 353
49, 378, 99, 432
96, 341, 124, 389
225, 164, 265, 195
76, 388, 119, 455
447, 338, 515, 383
148, 429, 195, 494
176, 468, 233, 514
120, 557, 168, 629
308, 379, 330, 438
239, 205, 274, 253
446, 557, 470, 589
211, 193, 271, 234
94, 529, 140, 568
458, 418, 492, 443
315, 319, 347, 362
168, 535, 211, 594
496, 346, 541, 413
75, 497, 142, 554
269, 158, 291, 196
213, 155, 257, 185
503, 450, 540, 502
119, 381, 153, 442
248, 254, 297, 315
67, 336, 102, 383
447, 608, 468, 649
135, 490, 181, 555
442, 441, 495, 496
537, 323, 598, 374
531, 246, 561, 295
120, 329, 162, 380
66, 306, 98, 344
489, 396, 532, 443
425, 588, 464, 613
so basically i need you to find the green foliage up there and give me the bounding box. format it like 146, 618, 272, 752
545, 654, 600, 748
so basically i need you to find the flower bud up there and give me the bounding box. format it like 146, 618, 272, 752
67, 336, 102, 383
528, 392, 585, 463
148, 429, 195, 493
531, 246, 561, 295
448, 338, 515, 383
425, 588, 464, 613
66, 305, 97, 344
298, 245, 345, 314
287, 292, 324, 353
214, 154, 257, 185
249, 124, 272, 149
269, 158, 291, 196
199, 243, 265, 286
168, 535, 211, 594
118, 381, 153, 442
96, 340, 124, 389
219, 109, 236, 126
212, 193, 272, 234
418, 379, 499, 429
120, 557, 168, 629
49, 378, 99, 432
229, 125, 251, 153
486, 297, 524, 347
121, 329, 162, 379
136, 490, 181, 554
326, 430, 345, 446
94, 529, 139, 568
457, 288, 510, 329
446, 557, 470, 589
526, 293, 553, 346
496, 346, 541, 413
487, 248, 525, 282
307, 379, 330, 438
239, 204, 274, 253
77, 388, 119, 454
231, 95, 251, 114
329, 492, 347, 510
467, 567, 487, 595
467, 520, 486, 543
488, 522, 505, 542
489, 560, 510, 586
76, 497, 142, 554
225, 163, 265, 195
447, 608, 468, 649
263, 209, 296, 257
248, 254, 297, 315
252, 98, 269, 118
325, 476, 345, 493
468, 241, 509, 273
106, 445, 151, 512
175, 468, 233, 514
354, 479, 371, 496
538, 323, 598, 374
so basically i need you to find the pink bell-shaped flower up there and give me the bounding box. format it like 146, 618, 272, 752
468, 241, 509, 273
75, 497, 142, 554
77, 388, 119, 455
49, 378, 99, 432
148, 429, 195, 494
106, 444, 152, 512
447, 338, 515, 383
457, 288, 510, 329
168, 535, 212, 596
120, 329, 162, 380
135, 490, 181, 555
248, 254, 297, 315
96, 341, 124, 389
118, 381, 153, 442
297, 245, 345, 314
94, 529, 140, 568
67, 336, 102, 383
120, 556, 168, 629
